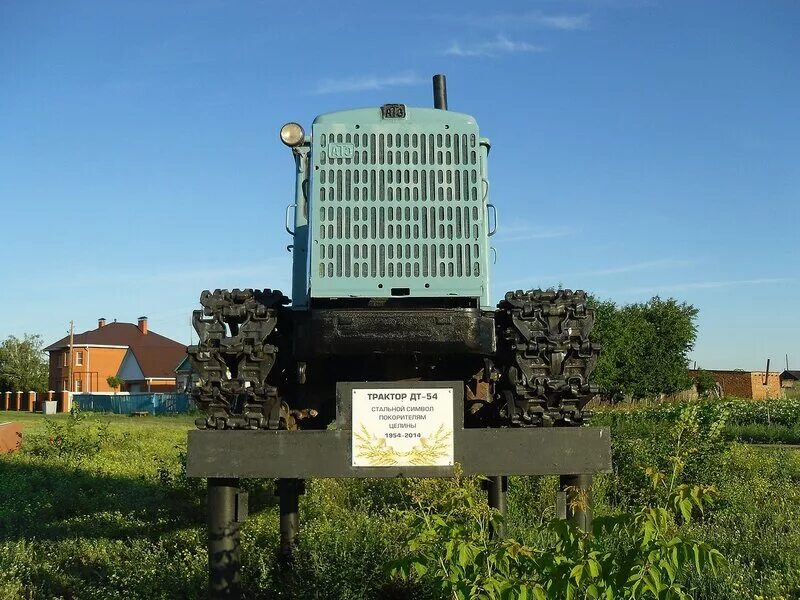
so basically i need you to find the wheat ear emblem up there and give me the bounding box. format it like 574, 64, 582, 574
354, 424, 452, 466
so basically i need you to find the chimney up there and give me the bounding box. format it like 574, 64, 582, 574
138, 316, 148, 335
98, 317, 106, 328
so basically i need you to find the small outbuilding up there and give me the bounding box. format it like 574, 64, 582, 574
780, 370, 800, 396
689, 369, 782, 400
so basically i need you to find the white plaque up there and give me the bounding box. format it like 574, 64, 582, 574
351, 388, 454, 467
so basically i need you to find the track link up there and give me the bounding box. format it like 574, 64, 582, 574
496, 289, 600, 426
187, 288, 290, 430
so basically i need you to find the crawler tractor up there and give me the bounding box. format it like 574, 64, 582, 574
187, 75, 600, 432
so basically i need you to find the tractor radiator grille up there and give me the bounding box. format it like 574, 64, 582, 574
312, 131, 484, 286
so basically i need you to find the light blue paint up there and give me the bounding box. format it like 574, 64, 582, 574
117, 349, 144, 381
305, 107, 491, 306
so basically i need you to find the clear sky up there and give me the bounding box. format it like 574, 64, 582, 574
1, 0, 797, 370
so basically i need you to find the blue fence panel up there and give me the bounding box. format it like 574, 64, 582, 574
152, 393, 191, 414
74, 393, 191, 415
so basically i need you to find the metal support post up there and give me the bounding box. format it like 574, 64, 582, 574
208, 478, 241, 599
557, 474, 593, 533
484, 475, 508, 538
276, 478, 305, 560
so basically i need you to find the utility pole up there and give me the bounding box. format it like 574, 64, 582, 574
68, 320, 74, 393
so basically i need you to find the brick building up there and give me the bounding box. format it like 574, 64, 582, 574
45, 317, 187, 393
690, 369, 782, 400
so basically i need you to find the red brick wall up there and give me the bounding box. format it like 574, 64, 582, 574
711, 372, 753, 398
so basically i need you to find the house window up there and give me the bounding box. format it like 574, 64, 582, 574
63, 352, 68, 367
62, 379, 68, 391
74, 379, 82, 392
76, 351, 83, 366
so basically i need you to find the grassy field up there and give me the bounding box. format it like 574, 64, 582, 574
1, 399, 799, 599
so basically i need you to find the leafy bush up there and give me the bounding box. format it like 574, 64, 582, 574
391, 468, 724, 599
23, 406, 111, 463
721, 396, 800, 427
594, 398, 800, 598
592, 400, 729, 509
692, 370, 719, 397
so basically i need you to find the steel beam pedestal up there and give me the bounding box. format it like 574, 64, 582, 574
557, 474, 593, 532
187, 427, 611, 478
485, 475, 508, 538
276, 478, 305, 559
208, 478, 241, 599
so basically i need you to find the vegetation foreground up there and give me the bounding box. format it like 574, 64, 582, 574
1, 399, 799, 599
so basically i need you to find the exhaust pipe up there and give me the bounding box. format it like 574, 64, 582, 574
433, 74, 448, 110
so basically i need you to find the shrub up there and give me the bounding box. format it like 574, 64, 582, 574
390, 468, 724, 599
23, 406, 111, 463
693, 370, 719, 397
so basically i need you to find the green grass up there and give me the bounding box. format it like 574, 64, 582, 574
1, 405, 800, 599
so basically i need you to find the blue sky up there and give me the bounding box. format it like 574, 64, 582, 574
1, 0, 797, 370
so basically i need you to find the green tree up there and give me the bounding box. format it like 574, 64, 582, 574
106, 375, 123, 394
0, 334, 49, 393
590, 297, 698, 400
693, 369, 719, 397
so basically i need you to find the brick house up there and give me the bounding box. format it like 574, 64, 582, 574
45, 317, 187, 393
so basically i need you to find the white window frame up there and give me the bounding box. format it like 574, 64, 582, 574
63, 352, 68, 367
74, 379, 82, 393
76, 351, 83, 366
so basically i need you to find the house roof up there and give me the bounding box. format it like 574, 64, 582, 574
781, 370, 800, 381
45, 322, 186, 379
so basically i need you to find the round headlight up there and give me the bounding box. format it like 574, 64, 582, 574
280, 122, 305, 147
